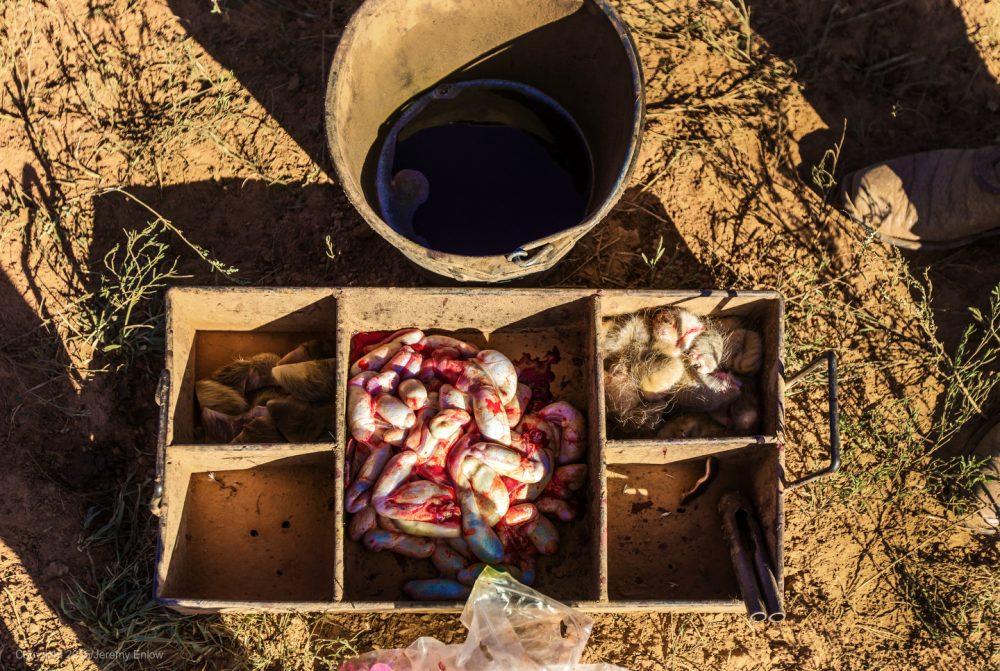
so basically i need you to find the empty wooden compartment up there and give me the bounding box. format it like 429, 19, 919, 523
157, 445, 336, 606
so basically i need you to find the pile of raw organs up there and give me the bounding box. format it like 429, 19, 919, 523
604, 306, 763, 437
345, 329, 586, 600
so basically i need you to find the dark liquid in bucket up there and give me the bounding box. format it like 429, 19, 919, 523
390, 90, 593, 256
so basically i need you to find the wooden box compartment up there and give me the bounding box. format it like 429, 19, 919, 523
605, 445, 781, 606
155, 288, 798, 614
158, 446, 336, 605
165, 289, 339, 445
336, 290, 600, 604
599, 290, 784, 445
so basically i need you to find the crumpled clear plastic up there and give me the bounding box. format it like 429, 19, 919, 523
340, 567, 629, 671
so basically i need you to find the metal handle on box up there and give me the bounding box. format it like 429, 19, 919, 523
783, 351, 841, 491
150, 369, 170, 517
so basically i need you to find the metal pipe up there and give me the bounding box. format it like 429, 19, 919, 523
742, 507, 784, 622
719, 492, 766, 621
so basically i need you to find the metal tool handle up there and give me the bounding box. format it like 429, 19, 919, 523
784, 351, 841, 490
506, 242, 555, 268
150, 369, 170, 517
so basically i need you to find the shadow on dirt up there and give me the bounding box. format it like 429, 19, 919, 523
0, 274, 100, 666
168, 0, 363, 176
748, 0, 1000, 432
91, 181, 417, 288
545, 185, 715, 288
745, 0, 1000, 176
0, 161, 171, 665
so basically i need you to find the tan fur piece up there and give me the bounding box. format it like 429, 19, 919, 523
272, 358, 337, 402
604, 314, 665, 430
649, 308, 682, 357
651, 307, 705, 356
724, 328, 763, 375
267, 397, 332, 442
604, 367, 645, 427
195, 379, 249, 416
603, 307, 735, 433
606, 366, 669, 430
211, 352, 280, 394
638, 356, 685, 400
603, 314, 650, 355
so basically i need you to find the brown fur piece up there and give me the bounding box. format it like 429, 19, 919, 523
267, 397, 333, 442
195, 379, 249, 416
249, 386, 287, 407
211, 352, 280, 394
712, 388, 761, 434
272, 358, 337, 402
232, 406, 283, 444
278, 339, 337, 366
201, 407, 245, 443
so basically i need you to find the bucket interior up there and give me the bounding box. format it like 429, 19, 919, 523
328, 0, 641, 258
378, 81, 596, 255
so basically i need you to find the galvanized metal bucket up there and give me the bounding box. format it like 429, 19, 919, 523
325, 0, 644, 283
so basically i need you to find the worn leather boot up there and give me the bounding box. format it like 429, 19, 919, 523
965, 416, 999, 536
841, 146, 1000, 249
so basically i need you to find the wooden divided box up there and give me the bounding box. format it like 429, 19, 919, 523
153, 288, 838, 613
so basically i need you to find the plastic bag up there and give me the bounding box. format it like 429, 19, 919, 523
341, 567, 629, 671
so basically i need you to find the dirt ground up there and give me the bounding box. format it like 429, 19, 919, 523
0, 0, 998, 669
